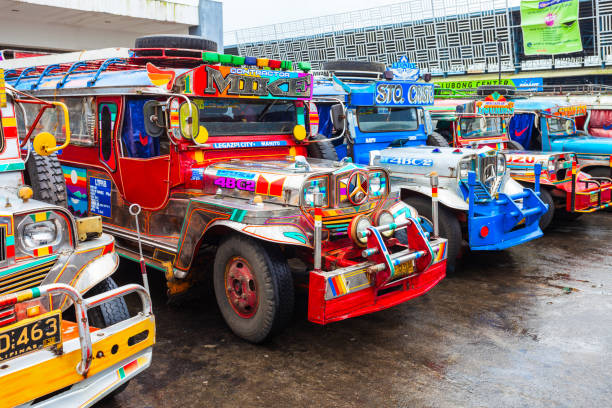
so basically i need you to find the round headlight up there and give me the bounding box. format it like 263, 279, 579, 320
23, 221, 58, 248
374, 210, 395, 238
349, 214, 372, 247
370, 175, 382, 195
459, 161, 469, 179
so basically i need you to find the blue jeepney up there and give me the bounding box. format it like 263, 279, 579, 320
510, 99, 612, 179
311, 60, 547, 271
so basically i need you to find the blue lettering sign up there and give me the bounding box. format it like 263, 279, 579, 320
89, 177, 112, 218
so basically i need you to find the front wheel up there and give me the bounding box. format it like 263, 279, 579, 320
538, 188, 555, 230
213, 235, 294, 343
87, 277, 130, 328
401, 196, 462, 273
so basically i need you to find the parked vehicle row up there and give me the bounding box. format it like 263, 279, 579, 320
0, 34, 608, 406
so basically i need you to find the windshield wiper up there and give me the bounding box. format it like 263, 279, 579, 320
256, 100, 279, 122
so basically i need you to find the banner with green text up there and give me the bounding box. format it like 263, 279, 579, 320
520, 0, 582, 55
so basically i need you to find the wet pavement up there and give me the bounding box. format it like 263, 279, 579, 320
98, 213, 611, 408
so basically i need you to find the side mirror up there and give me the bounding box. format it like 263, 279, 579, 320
179, 101, 200, 140
32, 132, 57, 156
330, 103, 345, 133
143, 100, 166, 138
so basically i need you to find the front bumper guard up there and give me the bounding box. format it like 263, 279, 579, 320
467, 167, 547, 251
308, 218, 447, 325
568, 162, 612, 212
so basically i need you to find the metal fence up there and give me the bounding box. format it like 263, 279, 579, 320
225, 0, 611, 75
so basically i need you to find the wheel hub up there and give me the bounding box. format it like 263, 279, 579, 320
225, 257, 258, 318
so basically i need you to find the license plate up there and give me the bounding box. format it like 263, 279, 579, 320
394, 261, 414, 278
0, 310, 62, 362
590, 194, 598, 204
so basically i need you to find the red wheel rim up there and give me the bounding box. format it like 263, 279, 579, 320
225, 257, 259, 319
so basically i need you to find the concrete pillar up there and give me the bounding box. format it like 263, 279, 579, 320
189, 0, 223, 52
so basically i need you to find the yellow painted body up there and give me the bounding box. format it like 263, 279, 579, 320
0, 316, 155, 407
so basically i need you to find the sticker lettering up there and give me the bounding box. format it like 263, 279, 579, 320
214, 177, 256, 192
380, 157, 434, 167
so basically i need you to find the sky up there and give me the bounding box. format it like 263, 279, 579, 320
221, 0, 404, 32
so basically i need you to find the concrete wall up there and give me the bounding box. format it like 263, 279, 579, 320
189, 0, 223, 52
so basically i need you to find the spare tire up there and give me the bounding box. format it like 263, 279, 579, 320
426, 132, 450, 147
307, 134, 339, 161
506, 140, 524, 150
135, 35, 217, 52
25, 152, 67, 207
476, 85, 515, 97
322, 60, 386, 73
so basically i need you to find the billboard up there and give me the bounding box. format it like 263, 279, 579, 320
520, 0, 583, 55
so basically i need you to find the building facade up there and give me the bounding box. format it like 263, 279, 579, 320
225, 0, 612, 84
0, 0, 222, 52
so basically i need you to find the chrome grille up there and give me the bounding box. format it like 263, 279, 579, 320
479, 155, 499, 194
0, 259, 55, 295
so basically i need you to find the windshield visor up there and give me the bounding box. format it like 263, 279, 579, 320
195, 98, 297, 136
356, 106, 418, 132
459, 117, 503, 139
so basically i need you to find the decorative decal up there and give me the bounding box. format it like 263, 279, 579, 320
89, 177, 112, 218
476, 92, 515, 116
553, 105, 587, 117
63, 166, 88, 217
328, 275, 348, 297
375, 82, 434, 106
212, 140, 288, 149
191, 65, 312, 100
191, 168, 204, 181
214, 177, 256, 192
348, 171, 369, 205
380, 157, 434, 167
146, 63, 176, 91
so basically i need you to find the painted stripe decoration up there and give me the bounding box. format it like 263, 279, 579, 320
118, 356, 146, 379
434, 241, 447, 262
328, 275, 348, 297
29, 211, 50, 223
33, 246, 53, 257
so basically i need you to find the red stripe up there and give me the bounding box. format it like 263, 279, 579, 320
255, 175, 269, 195
269, 177, 285, 197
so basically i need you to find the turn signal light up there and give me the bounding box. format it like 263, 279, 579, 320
480, 226, 489, 238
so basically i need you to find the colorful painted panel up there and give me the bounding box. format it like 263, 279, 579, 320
63, 166, 88, 217
189, 65, 312, 100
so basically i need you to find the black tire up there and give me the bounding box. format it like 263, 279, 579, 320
538, 188, 555, 230
402, 196, 462, 273
426, 132, 450, 147
506, 140, 524, 150
135, 35, 217, 52
213, 235, 294, 343
307, 134, 339, 161
322, 60, 386, 73
25, 151, 67, 207
584, 167, 612, 179
476, 85, 515, 97
87, 278, 130, 329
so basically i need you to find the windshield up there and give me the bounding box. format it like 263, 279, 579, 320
459, 117, 503, 139
547, 117, 575, 135
356, 106, 418, 133
194, 98, 297, 136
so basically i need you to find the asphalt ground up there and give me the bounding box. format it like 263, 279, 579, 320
97, 212, 611, 408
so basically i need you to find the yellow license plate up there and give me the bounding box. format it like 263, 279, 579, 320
0, 310, 62, 362
394, 261, 414, 278
590, 194, 598, 204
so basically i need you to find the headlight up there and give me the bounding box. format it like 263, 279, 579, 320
23, 221, 58, 248
303, 178, 328, 207
369, 171, 386, 197
496, 154, 506, 175
349, 214, 372, 247
373, 210, 395, 238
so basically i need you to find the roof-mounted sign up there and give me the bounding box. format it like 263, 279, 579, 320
372, 81, 434, 107
551, 105, 587, 117
475, 92, 514, 116
389, 56, 420, 81
183, 65, 312, 100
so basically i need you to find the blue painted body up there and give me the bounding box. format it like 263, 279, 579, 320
465, 167, 546, 250
312, 78, 430, 163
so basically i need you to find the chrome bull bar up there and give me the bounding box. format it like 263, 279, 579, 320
0, 283, 151, 376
